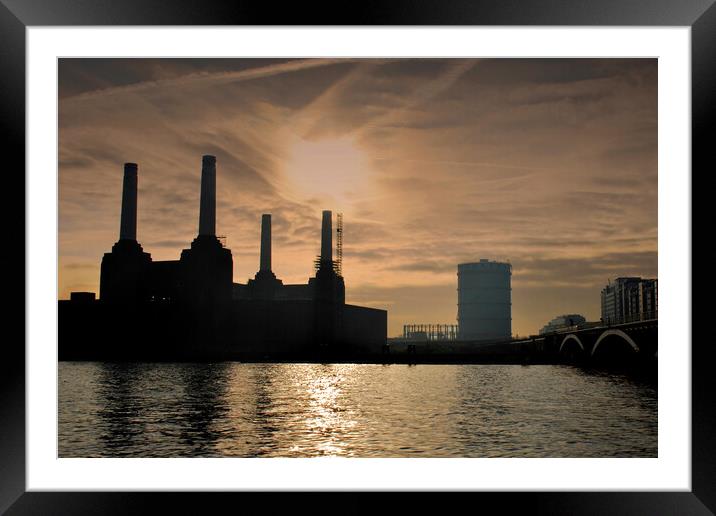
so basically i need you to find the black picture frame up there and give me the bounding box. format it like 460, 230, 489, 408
1, 0, 711, 513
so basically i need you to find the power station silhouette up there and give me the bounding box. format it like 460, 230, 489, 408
59, 156, 387, 361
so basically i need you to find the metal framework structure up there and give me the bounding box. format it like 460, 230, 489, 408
335, 212, 343, 277
403, 324, 459, 341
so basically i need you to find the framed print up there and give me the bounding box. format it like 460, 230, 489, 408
2, 0, 713, 513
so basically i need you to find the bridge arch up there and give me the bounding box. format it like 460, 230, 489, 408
591, 329, 639, 357
559, 334, 584, 354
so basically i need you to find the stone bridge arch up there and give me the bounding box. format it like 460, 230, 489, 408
591, 329, 640, 357
559, 334, 585, 354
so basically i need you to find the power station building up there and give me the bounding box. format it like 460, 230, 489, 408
457, 260, 512, 341
60, 156, 386, 360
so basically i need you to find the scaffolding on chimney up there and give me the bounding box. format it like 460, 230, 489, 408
335, 213, 343, 277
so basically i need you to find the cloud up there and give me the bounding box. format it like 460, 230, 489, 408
61, 59, 363, 103
58, 58, 657, 336
63, 263, 98, 271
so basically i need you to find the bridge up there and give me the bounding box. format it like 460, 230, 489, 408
515, 318, 658, 366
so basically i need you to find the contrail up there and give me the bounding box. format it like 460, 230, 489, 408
373, 157, 549, 172
62, 58, 358, 104
291, 61, 382, 139
353, 59, 480, 138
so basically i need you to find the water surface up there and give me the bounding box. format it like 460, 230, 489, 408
58, 362, 657, 457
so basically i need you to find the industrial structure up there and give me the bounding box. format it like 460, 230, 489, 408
457, 260, 512, 341
399, 260, 512, 344
60, 156, 386, 360
402, 324, 459, 341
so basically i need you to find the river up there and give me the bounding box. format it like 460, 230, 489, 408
58, 362, 657, 457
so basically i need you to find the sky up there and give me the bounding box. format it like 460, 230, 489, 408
58, 58, 657, 337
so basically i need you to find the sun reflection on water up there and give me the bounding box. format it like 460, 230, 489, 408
303, 365, 357, 456
59, 363, 658, 458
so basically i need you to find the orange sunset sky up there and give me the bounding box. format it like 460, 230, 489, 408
58, 58, 657, 337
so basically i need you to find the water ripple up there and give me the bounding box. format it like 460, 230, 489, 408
59, 363, 657, 457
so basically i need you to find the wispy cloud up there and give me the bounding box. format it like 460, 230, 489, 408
58, 58, 657, 336
62, 58, 361, 103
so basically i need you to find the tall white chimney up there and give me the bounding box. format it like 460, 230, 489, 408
260, 214, 271, 272
321, 210, 332, 263
119, 162, 138, 241
198, 155, 216, 236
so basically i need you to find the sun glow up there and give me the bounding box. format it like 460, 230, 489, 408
281, 136, 374, 211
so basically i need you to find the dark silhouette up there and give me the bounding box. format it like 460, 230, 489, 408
59, 156, 386, 362
58, 155, 656, 370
